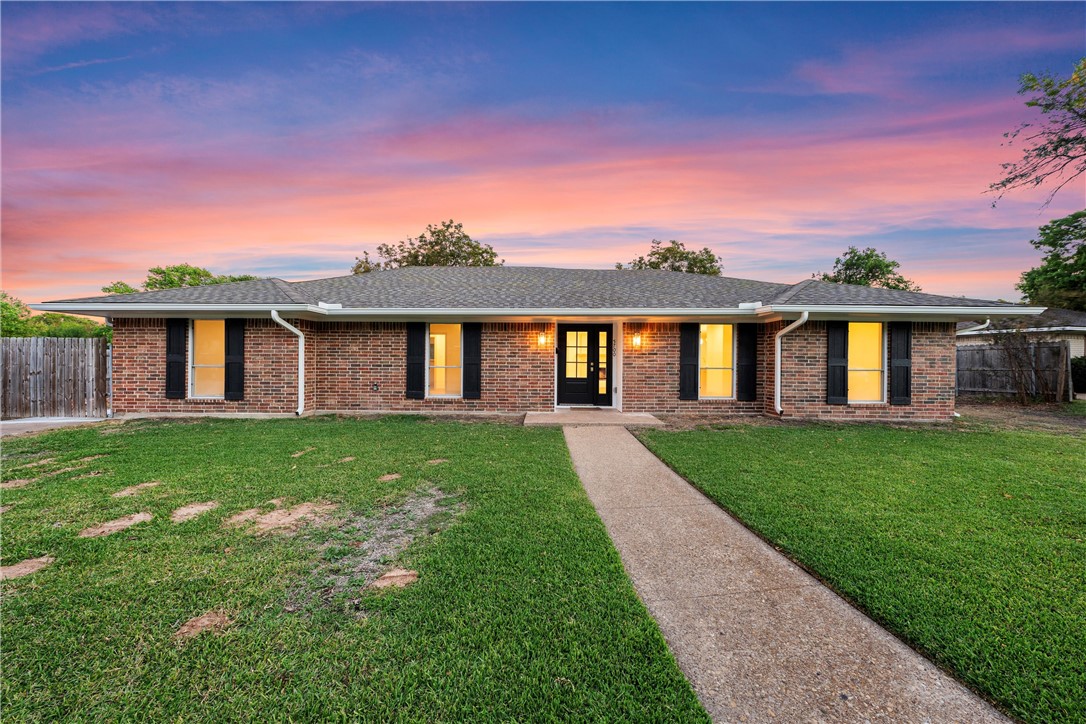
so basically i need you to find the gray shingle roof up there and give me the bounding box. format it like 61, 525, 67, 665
44, 266, 1021, 310
292, 267, 791, 309
50, 278, 306, 305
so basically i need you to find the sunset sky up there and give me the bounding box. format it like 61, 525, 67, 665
2, 1, 1083, 305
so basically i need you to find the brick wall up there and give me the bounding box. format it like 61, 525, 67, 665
306, 321, 554, 412
620, 323, 765, 414
768, 320, 957, 421
112, 318, 301, 414
112, 317, 957, 420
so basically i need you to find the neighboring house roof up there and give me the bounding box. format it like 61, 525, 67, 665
956, 307, 1086, 335
33, 266, 1039, 320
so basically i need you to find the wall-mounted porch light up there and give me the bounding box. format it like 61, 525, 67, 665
632, 332, 642, 349
537, 331, 547, 347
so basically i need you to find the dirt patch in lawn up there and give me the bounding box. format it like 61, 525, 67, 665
1, 478, 36, 489
112, 481, 161, 498
377, 473, 401, 482
0, 504, 12, 515
370, 568, 418, 589
0, 555, 55, 580
79, 512, 153, 538
956, 400, 1086, 435
171, 501, 220, 523
426, 458, 448, 465
290, 447, 315, 458
175, 610, 232, 641
286, 487, 463, 614
15, 457, 56, 469
225, 500, 337, 535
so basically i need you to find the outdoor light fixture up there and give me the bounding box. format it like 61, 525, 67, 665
537, 331, 547, 346
632, 332, 642, 348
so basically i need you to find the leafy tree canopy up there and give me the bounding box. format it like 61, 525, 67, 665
102, 263, 259, 294
1016, 210, 1086, 311
815, 246, 922, 292
352, 220, 502, 273
1, 291, 110, 340
615, 239, 722, 275
990, 58, 1086, 206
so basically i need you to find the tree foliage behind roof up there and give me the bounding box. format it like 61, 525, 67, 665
101, 263, 260, 294
1, 291, 111, 340
990, 58, 1086, 207
815, 246, 922, 292
615, 239, 722, 276
1017, 210, 1086, 311
352, 220, 502, 273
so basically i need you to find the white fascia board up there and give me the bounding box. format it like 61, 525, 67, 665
760, 305, 1046, 318
958, 326, 1086, 336
27, 304, 759, 320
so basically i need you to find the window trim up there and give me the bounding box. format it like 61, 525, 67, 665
188, 319, 226, 400
697, 323, 737, 400
846, 322, 887, 405
426, 322, 464, 399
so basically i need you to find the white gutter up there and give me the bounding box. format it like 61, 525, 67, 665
774, 311, 809, 416
956, 319, 991, 336
762, 305, 1045, 317
959, 325, 1086, 336
270, 311, 305, 415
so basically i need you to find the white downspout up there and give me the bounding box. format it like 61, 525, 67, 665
774, 311, 810, 416
271, 310, 305, 416
956, 319, 991, 336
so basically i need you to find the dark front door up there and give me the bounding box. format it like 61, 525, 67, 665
557, 324, 613, 406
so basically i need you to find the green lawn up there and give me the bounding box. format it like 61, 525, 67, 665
641, 423, 1086, 724
1, 417, 706, 721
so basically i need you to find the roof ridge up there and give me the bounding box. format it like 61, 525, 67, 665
769, 278, 817, 305
270, 278, 313, 305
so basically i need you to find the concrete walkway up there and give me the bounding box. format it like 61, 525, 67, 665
525, 409, 663, 426
564, 425, 1006, 723
1, 417, 106, 437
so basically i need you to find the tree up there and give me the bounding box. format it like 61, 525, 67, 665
990, 58, 1086, 206
101, 281, 139, 295
1, 291, 33, 336
815, 246, 922, 292
1, 292, 111, 340
102, 264, 260, 294
615, 239, 722, 275
144, 264, 259, 290
1016, 210, 1086, 311
352, 220, 502, 273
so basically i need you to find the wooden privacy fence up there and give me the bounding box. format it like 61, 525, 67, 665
1, 338, 109, 419
956, 340, 1073, 401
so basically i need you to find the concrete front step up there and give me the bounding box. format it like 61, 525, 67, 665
524, 409, 664, 426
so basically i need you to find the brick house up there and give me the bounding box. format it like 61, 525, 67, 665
34, 267, 1042, 421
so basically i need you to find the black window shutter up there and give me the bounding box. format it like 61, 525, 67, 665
405, 322, 426, 399
224, 319, 245, 401
679, 323, 699, 401
889, 322, 912, 405
826, 321, 848, 405
165, 318, 187, 399
736, 323, 758, 401
463, 323, 482, 400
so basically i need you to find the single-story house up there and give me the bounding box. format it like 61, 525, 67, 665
957, 307, 1086, 358
33, 267, 1043, 421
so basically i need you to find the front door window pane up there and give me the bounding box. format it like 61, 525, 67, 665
566, 330, 588, 379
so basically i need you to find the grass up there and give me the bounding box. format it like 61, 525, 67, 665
1, 416, 707, 721
1058, 400, 1086, 417
640, 422, 1086, 724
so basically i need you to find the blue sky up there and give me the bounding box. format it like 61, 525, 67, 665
2, 2, 1083, 302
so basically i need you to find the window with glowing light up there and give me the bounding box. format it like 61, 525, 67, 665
847, 322, 884, 402
698, 324, 734, 398
190, 320, 225, 398
428, 323, 462, 396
